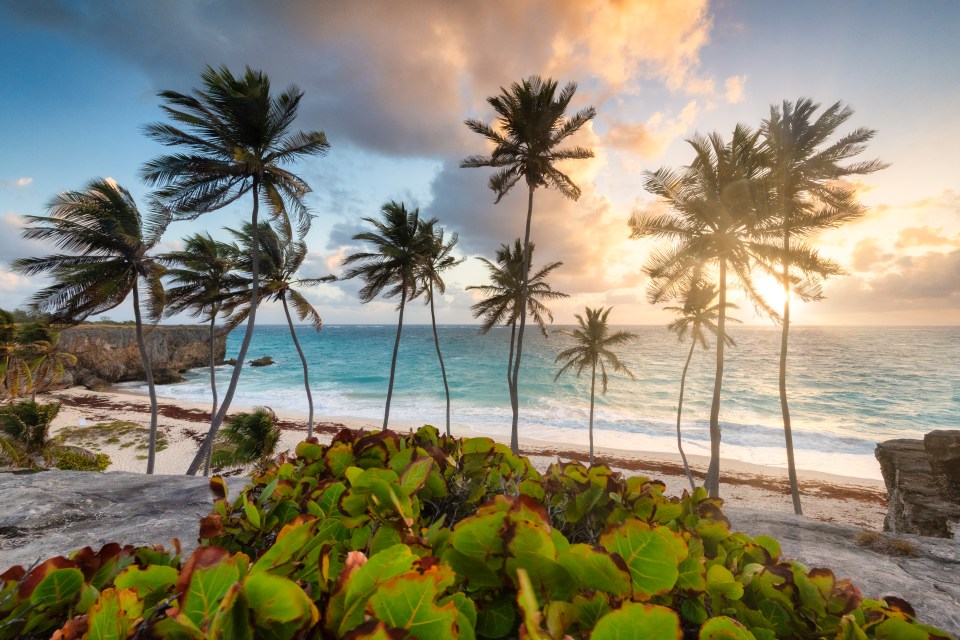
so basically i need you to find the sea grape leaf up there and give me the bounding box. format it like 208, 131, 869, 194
318, 482, 347, 517
243, 572, 320, 639
370, 524, 403, 555
208, 582, 253, 640
677, 555, 707, 593
439, 592, 478, 640
369, 567, 459, 639
706, 565, 744, 602
181, 552, 240, 629
835, 616, 869, 640
113, 564, 178, 608
84, 588, 145, 640
475, 595, 516, 639
600, 521, 683, 598
515, 568, 546, 640
590, 602, 682, 640
330, 544, 417, 636
326, 443, 357, 477
400, 457, 433, 496
545, 600, 577, 639
752, 536, 781, 563
557, 543, 630, 597
30, 567, 84, 609
442, 549, 503, 591
698, 616, 757, 640
451, 511, 507, 559
250, 518, 317, 575
572, 592, 611, 631
873, 617, 929, 640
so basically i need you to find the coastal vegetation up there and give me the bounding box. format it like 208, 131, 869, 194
0, 427, 949, 638
0, 399, 110, 471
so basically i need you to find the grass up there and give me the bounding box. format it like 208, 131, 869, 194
57, 421, 169, 454
853, 531, 918, 557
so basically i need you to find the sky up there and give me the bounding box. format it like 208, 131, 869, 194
1, 0, 958, 327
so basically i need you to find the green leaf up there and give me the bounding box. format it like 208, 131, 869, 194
332, 544, 417, 636
243, 498, 262, 529
557, 544, 630, 597
30, 567, 84, 608
699, 616, 757, 640
318, 481, 347, 516
369, 567, 459, 639
452, 511, 507, 559
209, 583, 254, 640
752, 535, 781, 562
400, 456, 433, 496
440, 592, 478, 640
182, 553, 240, 629
113, 564, 178, 608
243, 572, 320, 640
325, 443, 357, 477
475, 595, 516, 638
706, 565, 743, 602
874, 617, 930, 640
573, 592, 611, 631
600, 521, 684, 598
591, 602, 682, 639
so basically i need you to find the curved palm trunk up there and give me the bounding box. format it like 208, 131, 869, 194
705, 258, 727, 497
506, 319, 518, 438
187, 179, 262, 475
282, 294, 315, 437
588, 359, 596, 467
509, 186, 536, 455
383, 286, 407, 431
203, 309, 219, 477
131, 283, 160, 475
676, 338, 697, 492
428, 286, 452, 437
780, 245, 802, 515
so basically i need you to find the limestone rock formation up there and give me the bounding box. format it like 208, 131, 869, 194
59, 325, 227, 387
876, 430, 960, 539
249, 355, 274, 367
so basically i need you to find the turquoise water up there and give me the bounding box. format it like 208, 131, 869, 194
138, 324, 959, 479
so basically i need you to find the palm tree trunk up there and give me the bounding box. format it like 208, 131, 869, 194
506, 319, 518, 435
780, 238, 802, 515
705, 258, 727, 497
383, 286, 406, 431
203, 308, 219, 477
186, 179, 262, 475
131, 282, 159, 475
282, 294, 315, 437
428, 286, 452, 437
677, 338, 697, 492
588, 358, 596, 467
509, 185, 536, 455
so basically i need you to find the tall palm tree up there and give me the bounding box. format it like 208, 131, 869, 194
342, 201, 434, 430
663, 280, 739, 492
554, 307, 637, 466
159, 232, 239, 475
415, 221, 464, 437
760, 99, 887, 515
462, 76, 595, 452
11, 179, 168, 472
630, 125, 774, 497
142, 65, 330, 476
467, 239, 568, 452
222, 221, 333, 438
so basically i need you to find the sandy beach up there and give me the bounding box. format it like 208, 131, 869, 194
40, 386, 889, 531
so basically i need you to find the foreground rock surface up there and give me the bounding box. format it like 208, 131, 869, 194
876, 429, 960, 538
0, 472, 957, 635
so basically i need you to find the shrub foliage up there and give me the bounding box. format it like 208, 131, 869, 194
0, 426, 951, 639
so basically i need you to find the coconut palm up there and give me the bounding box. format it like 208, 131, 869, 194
17, 323, 77, 400
210, 407, 281, 473
630, 125, 774, 497
554, 307, 637, 466
222, 221, 333, 438
342, 201, 434, 430
415, 221, 464, 437
664, 280, 739, 492
142, 65, 330, 476
159, 232, 240, 475
11, 179, 168, 473
0, 309, 32, 400
760, 99, 887, 515
462, 76, 595, 453
467, 239, 568, 452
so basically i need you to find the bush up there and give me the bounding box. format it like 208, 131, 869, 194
0, 426, 951, 639
52, 449, 111, 472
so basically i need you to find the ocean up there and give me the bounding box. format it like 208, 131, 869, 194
130, 324, 960, 480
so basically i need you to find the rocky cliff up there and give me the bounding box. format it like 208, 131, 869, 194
59, 324, 227, 387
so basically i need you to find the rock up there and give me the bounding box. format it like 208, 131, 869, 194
58, 325, 227, 384
249, 356, 274, 367
153, 368, 185, 385
224, 358, 237, 366
0, 470, 249, 568
727, 507, 960, 635
876, 431, 960, 538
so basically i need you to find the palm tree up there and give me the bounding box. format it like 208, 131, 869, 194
222, 221, 333, 438
760, 99, 887, 515
663, 280, 739, 492
0, 309, 32, 400
142, 65, 330, 476
342, 201, 434, 430
17, 323, 78, 400
467, 239, 568, 452
159, 232, 239, 475
11, 179, 168, 473
462, 76, 595, 452
630, 125, 774, 497
415, 221, 464, 437
210, 407, 281, 473
554, 307, 637, 466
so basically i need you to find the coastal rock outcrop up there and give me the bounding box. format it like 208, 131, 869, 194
875, 430, 960, 538
249, 355, 274, 367
59, 325, 227, 386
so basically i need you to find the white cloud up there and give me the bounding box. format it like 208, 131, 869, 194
724, 74, 746, 103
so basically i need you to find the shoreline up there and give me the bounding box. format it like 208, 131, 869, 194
41, 386, 889, 530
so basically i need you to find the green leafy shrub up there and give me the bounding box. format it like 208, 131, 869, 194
210, 406, 281, 472
52, 449, 111, 471
0, 426, 952, 639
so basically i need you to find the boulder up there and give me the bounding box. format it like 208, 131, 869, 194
249, 356, 274, 367
876, 430, 960, 538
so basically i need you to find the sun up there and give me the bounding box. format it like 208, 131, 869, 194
752, 274, 792, 311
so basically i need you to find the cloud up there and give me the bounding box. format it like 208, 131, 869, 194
3, 1, 714, 157
850, 238, 892, 272
895, 226, 960, 250
1, 177, 32, 188
723, 75, 746, 103
605, 100, 699, 158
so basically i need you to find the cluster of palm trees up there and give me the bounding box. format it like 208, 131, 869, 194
0, 310, 77, 401
7, 65, 883, 510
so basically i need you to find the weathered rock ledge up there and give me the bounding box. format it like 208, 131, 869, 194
876, 430, 960, 538
59, 324, 227, 387
1, 471, 957, 635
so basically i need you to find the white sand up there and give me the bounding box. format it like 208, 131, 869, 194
41, 386, 888, 530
